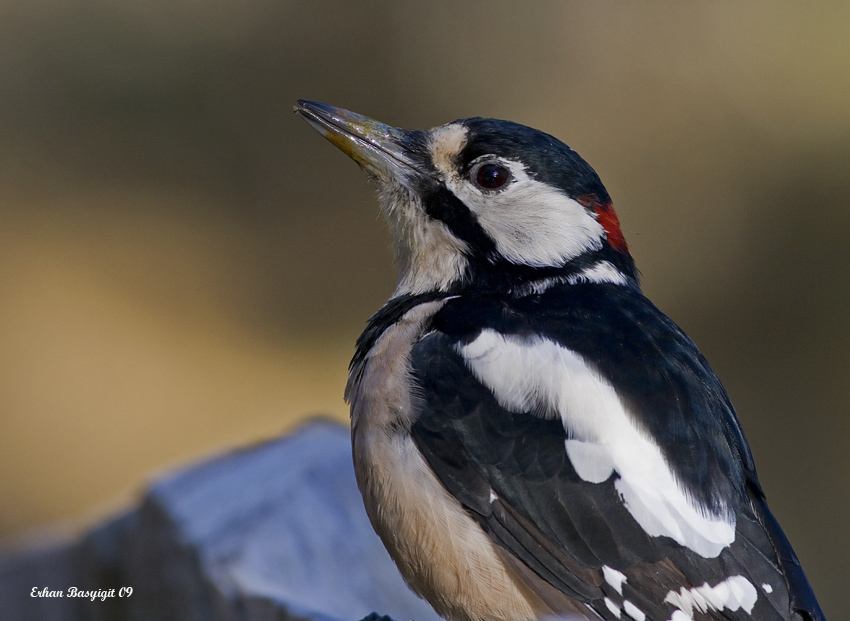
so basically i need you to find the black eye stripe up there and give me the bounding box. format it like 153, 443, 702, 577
422, 186, 499, 258
471, 161, 512, 191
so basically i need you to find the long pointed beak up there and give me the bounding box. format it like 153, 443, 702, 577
294, 100, 419, 182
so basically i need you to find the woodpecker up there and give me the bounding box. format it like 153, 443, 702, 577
294, 101, 824, 621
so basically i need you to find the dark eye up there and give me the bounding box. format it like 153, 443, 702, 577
473, 162, 511, 191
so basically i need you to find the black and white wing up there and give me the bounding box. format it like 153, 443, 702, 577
408, 284, 823, 621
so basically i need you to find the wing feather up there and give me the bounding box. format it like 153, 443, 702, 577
406, 284, 820, 620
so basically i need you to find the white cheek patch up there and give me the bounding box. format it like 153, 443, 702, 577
444, 160, 605, 268
457, 330, 736, 558
664, 576, 758, 619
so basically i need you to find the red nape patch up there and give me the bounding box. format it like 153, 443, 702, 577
595, 203, 629, 252
579, 195, 629, 253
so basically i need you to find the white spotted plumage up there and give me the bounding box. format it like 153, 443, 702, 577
623, 600, 647, 621
605, 597, 623, 618
663, 576, 758, 619
602, 566, 627, 595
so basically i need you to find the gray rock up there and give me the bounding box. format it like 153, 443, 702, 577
0, 420, 439, 621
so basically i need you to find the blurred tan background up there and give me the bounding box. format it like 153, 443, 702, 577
0, 1, 847, 617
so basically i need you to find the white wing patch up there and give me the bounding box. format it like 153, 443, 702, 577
664, 576, 758, 619
605, 597, 622, 618
623, 600, 646, 621
457, 331, 736, 558
565, 439, 614, 483
602, 566, 627, 595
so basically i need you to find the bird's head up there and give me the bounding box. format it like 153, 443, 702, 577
296, 101, 637, 296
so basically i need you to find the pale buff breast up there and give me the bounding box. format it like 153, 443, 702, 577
347, 300, 556, 621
